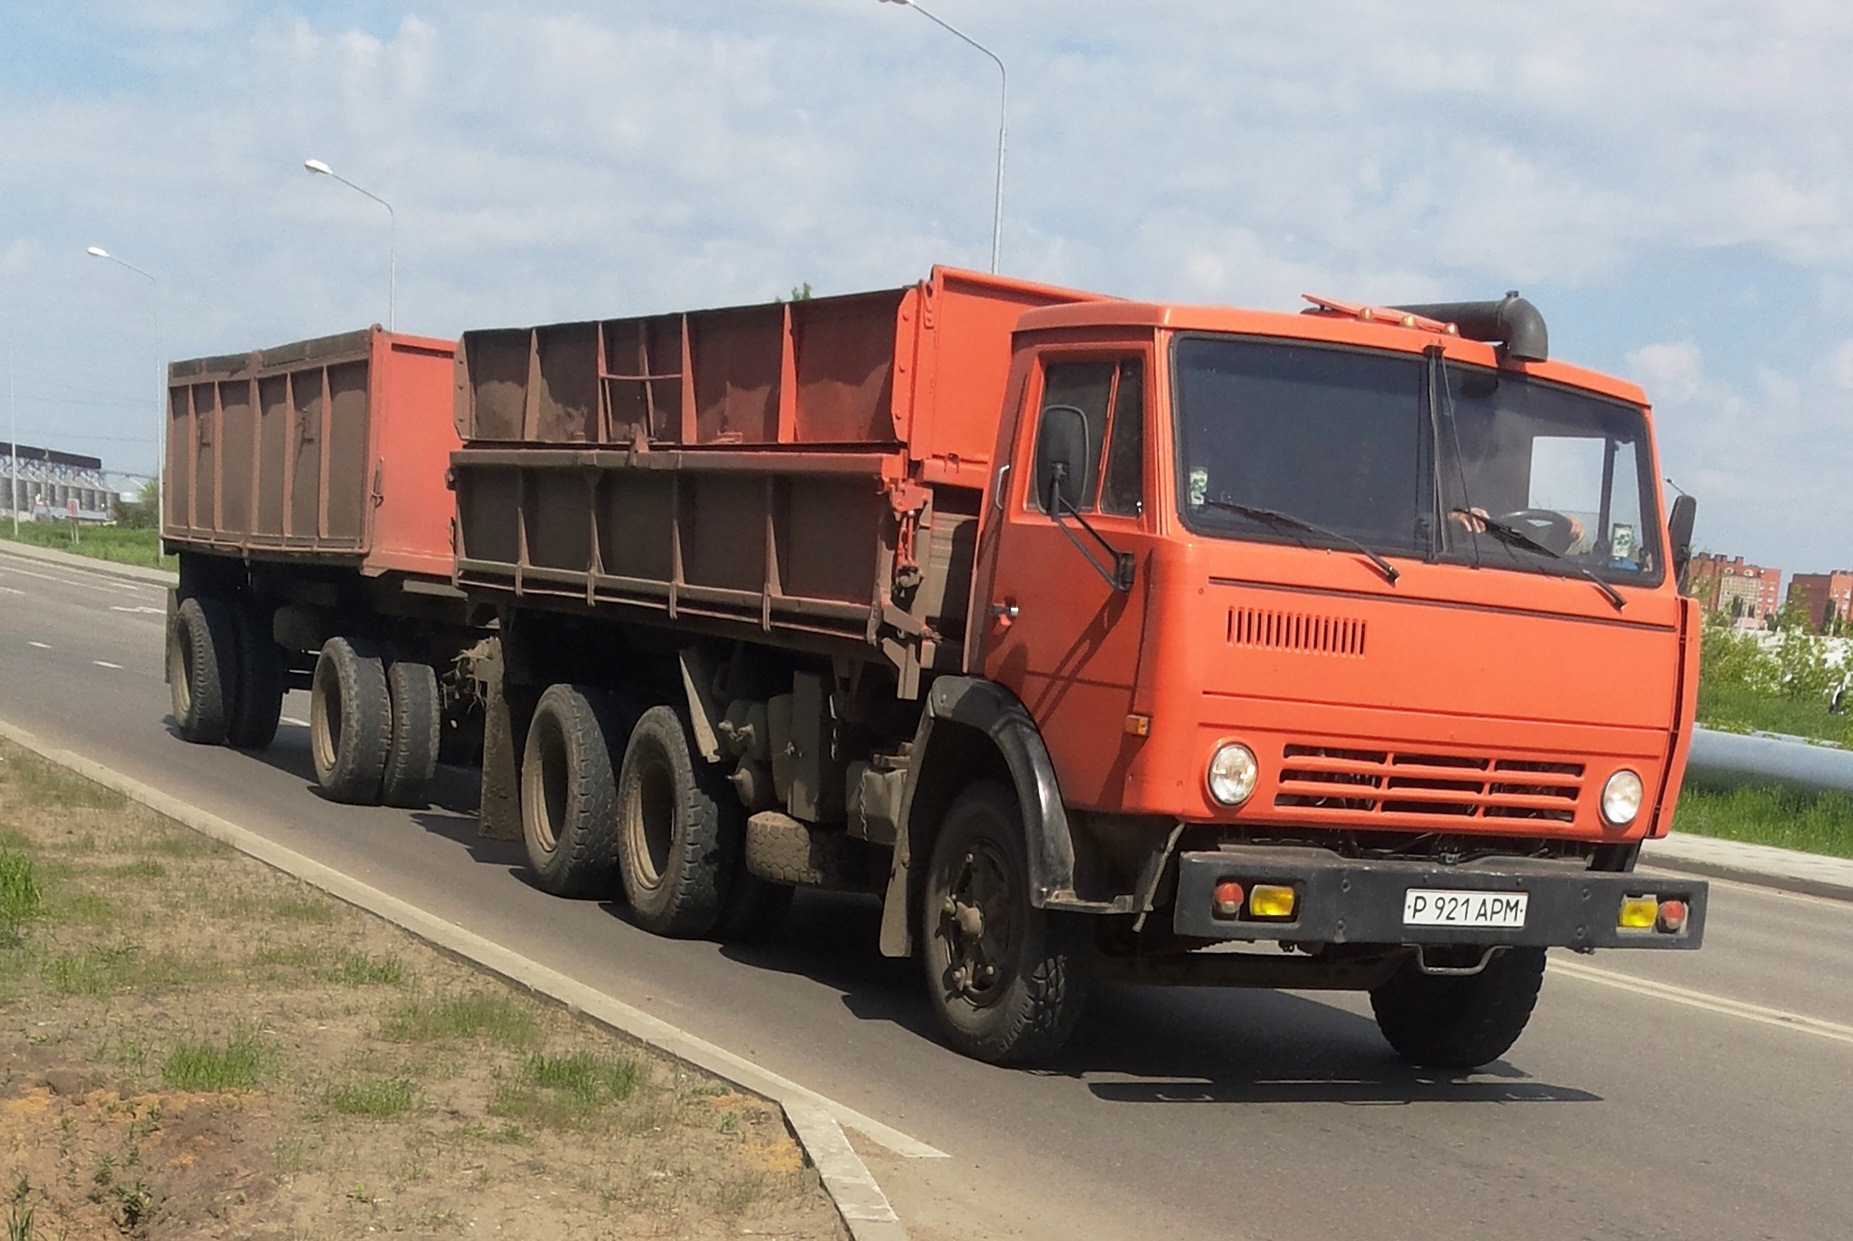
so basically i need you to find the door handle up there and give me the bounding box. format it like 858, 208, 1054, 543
989, 600, 1020, 629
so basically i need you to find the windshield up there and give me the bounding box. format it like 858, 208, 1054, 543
1173, 335, 1663, 584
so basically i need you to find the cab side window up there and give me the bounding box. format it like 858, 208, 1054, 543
1030, 358, 1145, 516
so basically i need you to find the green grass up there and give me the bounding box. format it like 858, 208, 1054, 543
382, 992, 538, 1046
163, 1026, 267, 1091
327, 953, 405, 986
1673, 785, 1853, 859
0, 851, 41, 946
324, 1078, 419, 1118
1698, 682, 1853, 746
0, 522, 174, 571
0, 751, 126, 811
487, 1052, 643, 1131
41, 943, 219, 996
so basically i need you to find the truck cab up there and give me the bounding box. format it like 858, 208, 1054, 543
944, 293, 1705, 1065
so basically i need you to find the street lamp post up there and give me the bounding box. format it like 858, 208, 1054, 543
878, 0, 1007, 274
3, 310, 17, 536
304, 158, 396, 331
85, 246, 163, 534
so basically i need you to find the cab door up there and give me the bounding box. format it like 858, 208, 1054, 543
973, 348, 1155, 811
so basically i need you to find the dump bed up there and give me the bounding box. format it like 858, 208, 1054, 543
165, 328, 459, 578
450, 267, 1100, 685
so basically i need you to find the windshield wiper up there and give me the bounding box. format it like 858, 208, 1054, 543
1203, 499, 1400, 585
1451, 508, 1625, 611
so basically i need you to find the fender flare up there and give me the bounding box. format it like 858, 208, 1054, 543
877, 676, 1077, 956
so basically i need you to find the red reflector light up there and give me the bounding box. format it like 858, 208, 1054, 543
1213, 880, 1245, 918
1657, 899, 1689, 933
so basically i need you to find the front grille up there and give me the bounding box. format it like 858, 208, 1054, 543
1275, 745, 1583, 822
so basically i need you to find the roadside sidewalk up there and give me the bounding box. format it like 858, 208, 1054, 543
1643, 832, 1853, 903
0, 535, 176, 585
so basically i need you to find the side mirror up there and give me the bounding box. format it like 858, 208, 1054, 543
1668, 493, 1696, 588
1034, 405, 1091, 513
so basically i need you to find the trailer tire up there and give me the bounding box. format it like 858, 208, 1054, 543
381, 661, 443, 809
1370, 946, 1546, 1070
226, 601, 285, 751
520, 684, 622, 898
169, 596, 237, 746
920, 781, 1088, 1065
310, 636, 391, 804
616, 706, 734, 937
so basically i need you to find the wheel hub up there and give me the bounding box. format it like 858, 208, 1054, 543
940, 845, 1014, 1005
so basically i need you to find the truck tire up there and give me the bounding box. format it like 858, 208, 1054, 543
310, 636, 391, 804
169, 596, 236, 746
520, 684, 622, 898
226, 601, 285, 751
1370, 946, 1547, 1070
381, 661, 443, 809
616, 705, 736, 936
919, 781, 1088, 1065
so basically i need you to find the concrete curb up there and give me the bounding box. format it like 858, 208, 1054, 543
0, 719, 927, 1241
1641, 832, 1853, 904
0, 537, 177, 585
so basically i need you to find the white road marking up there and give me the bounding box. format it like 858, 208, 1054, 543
92, 661, 123, 670
0, 561, 151, 595
281, 715, 310, 727
110, 605, 166, 615
1553, 958, 1853, 1047
0, 585, 22, 596
27, 641, 50, 649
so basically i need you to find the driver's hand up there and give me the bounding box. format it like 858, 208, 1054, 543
1448, 506, 1490, 533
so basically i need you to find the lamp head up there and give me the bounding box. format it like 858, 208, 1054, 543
86, 246, 110, 259
304, 159, 333, 175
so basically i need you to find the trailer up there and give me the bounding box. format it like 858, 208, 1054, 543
163, 327, 486, 807
167, 267, 1711, 1067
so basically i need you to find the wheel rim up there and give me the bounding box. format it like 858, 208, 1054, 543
169, 623, 195, 719
936, 838, 1019, 1008
528, 714, 569, 854
311, 664, 342, 774
624, 750, 675, 891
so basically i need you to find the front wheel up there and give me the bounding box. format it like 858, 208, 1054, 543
1370, 946, 1546, 1069
919, 781, 1088, 1065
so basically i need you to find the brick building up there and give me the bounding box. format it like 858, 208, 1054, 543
1688, 553, 1783, 627
1785, 571, 1853, 633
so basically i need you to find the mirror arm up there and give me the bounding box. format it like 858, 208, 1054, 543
1050, 489, 1137, 593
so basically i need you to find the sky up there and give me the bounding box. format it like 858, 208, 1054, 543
2, 0, 1850, 575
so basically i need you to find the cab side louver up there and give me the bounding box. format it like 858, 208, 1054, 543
1226, 608, 1367, 657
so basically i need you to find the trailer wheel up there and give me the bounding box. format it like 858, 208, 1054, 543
919, 781, 1088, 1065
310, 636, 391, 804
1370, 946, 1547, 1070
226, 601, 285, 751
380, 661, 443, 808
616, 706, 735, 937
520, 684, 622, 898
169, 596, 237, 746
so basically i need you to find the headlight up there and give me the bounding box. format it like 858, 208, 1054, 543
1601, 769, 1644, 826
1207, 743, 1259, 806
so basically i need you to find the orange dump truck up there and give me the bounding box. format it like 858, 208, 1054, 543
166, 267, 1707, 1067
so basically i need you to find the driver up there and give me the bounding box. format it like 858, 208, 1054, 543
1449, 506, 1585, 556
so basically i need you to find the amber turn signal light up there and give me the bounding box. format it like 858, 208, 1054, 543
1248, 884, 1297, 919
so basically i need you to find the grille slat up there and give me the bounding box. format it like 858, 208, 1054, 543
1274, 743, 1585, 822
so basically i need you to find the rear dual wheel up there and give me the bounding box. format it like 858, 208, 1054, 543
169, 594, 286, 749
310, 638, 442, 808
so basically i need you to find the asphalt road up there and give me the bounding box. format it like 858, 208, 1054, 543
4, 543, 1850, 1241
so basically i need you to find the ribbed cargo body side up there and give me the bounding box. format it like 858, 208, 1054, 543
164, 328, 460, 577
450, 267, 1101, 685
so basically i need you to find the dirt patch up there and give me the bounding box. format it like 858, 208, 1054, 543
0, 740, 845, 1239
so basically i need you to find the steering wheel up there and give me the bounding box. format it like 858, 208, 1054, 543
1497, 508, 1579, 555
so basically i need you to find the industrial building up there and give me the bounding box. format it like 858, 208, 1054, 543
2, 442, 120, 522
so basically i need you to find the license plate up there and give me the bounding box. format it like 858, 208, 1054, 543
1402, 889, 1528, 929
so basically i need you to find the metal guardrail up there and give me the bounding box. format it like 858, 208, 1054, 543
1686, 726, 1853, 795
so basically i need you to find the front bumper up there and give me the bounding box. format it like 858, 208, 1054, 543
1173, 847, 1706, 950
